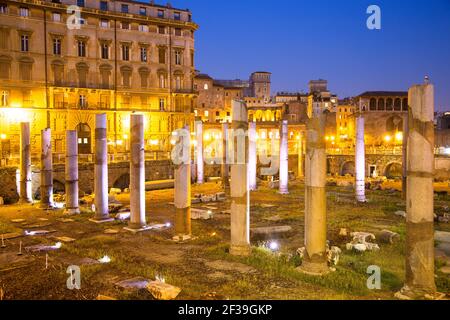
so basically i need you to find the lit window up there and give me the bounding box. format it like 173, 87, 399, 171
77, 40, 86, 57
53, 38, 61, 55
1, 91, 8, 106
100, 20, 109, 28
175, 50, 182, 65
19, 7, 29, 17
101, 43, 109, 59
0, 4, 7, 14
139, 7, 146, 16
79, 95, 87, 108
140, 47, 147, 62
100, 1, 108, 11
204, 83, 208, 90
122, 45, 130, 61
121, 4, 128, 13
139, 24, 149, 32
52, 12, 61, 22
174, 12, 181, 20
157, 10, 164, 18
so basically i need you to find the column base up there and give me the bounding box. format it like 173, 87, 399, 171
297, 260, 331, 276
395, 286, 445, 300
230, 244, 251, 257
89, 217, 114, 224
64, 208, 80, 215
18, 199, 33, 205
172, 234, 192, 242
278, 190, 289, 195
40, 203, 56, 210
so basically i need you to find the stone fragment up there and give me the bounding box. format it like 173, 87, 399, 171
25, 243, 62, 252
346, 232, 379, 252
378, 230, 400, 244
115, 212, 131, 221
216, 192, 226, 201
115, 277, 149, 290
104, 229, 120, 234
11, 219, 26, 223
251, 226, 292, 236
395, 211, 406, 218
146, 281, 181, 300
339, 228, 348, 237
54, 236, 76, 243
109, 188, 122, 195
191, 208, 213, 220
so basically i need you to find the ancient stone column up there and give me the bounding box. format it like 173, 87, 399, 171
174, 125, 191, 239
298, 112, 329, 275
65, 130, 80, 215
19, 122, 32, 203
40, 128, 54, 209
230, 100, 251, 256
195, 120, 204, 184
355, 116, 367, 203
127, 114, 147, 231
402, 114, 409, 199
92, 113, 110, 222
397, 83, 437, 299
279, 120, 289, 194
297, 134, 304, 178
248, 122, 257, 191
221, 122, 230, 191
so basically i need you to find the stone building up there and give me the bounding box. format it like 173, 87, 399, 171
0, 0, 198, 165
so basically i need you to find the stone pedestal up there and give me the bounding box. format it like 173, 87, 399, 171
397, 83, 437, 299
127, 114, 147, 231
248, 122, 257, 191
355, 116, 366, 203
19, 122, 32, 203
279, 120, 289, 194
221, 123, 230, 192
230, 100, 251, 256
65, 131, 80, 215
92, 114, 111, 222
174, 125, 192, 238
195, 120, 204, 184
40, 128, 54, 209
298, 112, 329, 275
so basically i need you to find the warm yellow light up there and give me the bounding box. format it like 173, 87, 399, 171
395, 132, 403, 141
123, 134, 128, 140
325, 136, 330, 141
191, 140, 197, 146
2, 108, 30, 123
150, 139, 159, 146
204, 133, 211, 141
330, 136, 336, 141
384, 135, 392, 142
0, 133, 6, 140
296, 135, 300, 140
116, 140, 124, 146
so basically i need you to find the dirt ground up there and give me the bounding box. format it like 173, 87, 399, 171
0, 180, 449, 300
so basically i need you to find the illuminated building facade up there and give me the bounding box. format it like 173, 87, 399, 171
0, 0, 198, 165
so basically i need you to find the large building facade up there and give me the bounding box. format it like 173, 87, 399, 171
0, 0, 198, 165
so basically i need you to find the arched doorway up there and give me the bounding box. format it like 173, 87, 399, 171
385, 162, 402, 179
76, 123, 91, 154
113, 174, 130, 191
340, 161, 355, 176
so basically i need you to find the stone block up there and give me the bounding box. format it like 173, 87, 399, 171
146, 281, 181, 300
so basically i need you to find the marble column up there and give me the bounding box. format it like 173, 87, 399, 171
355, 116, 367, 203
221, 122, 230, 191
174, 125, 192, 239
248, 122, 257, 191
298, 112, 329, 275
128, 114, 147, 230
279, 120, 289, 194
195, 120, 204, 184
93, 113, 110, 222
402, 114, 409, 199
230, 100, 251, 256
40, 128, 54, 209
19, 122, 32, 203
297, 134, 304, 178
397, 83, 437, 299
65, 130, 80, 215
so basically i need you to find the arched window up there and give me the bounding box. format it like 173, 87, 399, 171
157, 69, 167, 88
386, 98, 393, 111
99, 64, 112, 89
120, 65, 132, 88
377, 98, 385, 111
51, 60, 64, 86
394, 98, 401, 111
138, 67, 149, 88
369, 98, 377, 111
18, 56, 34, 81
76, 62, 89, 88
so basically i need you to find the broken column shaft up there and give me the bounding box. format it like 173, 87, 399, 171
19, 122, 32, 203
174, 125, 192, 239
230, 100, 251, 256
279, 120, 289, 194
65, 130, 80, 214
248, 122, 257, 191
398, 83, 437, 299
195, 120, 204, 184
128, 114, 146, 230
221, 122, 230, 191
40, 128, 54, 209
355, 115, 366, 203
93, 113, 110, 221
299, 112, 329, 275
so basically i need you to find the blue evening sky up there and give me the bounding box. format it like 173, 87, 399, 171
146, 0, 450, 110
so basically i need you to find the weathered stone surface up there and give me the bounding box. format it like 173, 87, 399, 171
395, 211, 406, 218
115, 277, 149, 290
378, 230, 400, 244
205, 260, 256, 274
251, 226, 292, 236
191, 208, 213, 220
146, 281, 181, 300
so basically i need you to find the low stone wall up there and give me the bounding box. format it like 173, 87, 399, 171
0, 166, 19, 204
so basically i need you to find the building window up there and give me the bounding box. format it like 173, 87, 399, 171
121, 4, 128, 13
20, 35, 29, 52
100, 19, 109, 28
174, 12, 181, 20
204, 83, 208, 90
77, 40, 86, 57
158, 47, 166, 64
52, 63, 64, 86
190, 50, 194, 67
100, 1, 108, 11
122, 72, 131, 87
139, 24, 149, 32
101, 43, 109, 59
53, 38, 61, 55
158, 26, 165, 34
19, 7, 29, 17
0, 4, 7, 14
175, 75, 182, 90
1, 91, 8, 106
139, 7, 146, 16
175, 28, 182, 36
159, 98, 165, 111
157, 10, 164, 18
0, 59, 10, 79
52, 12, 61, 22
79, 95, 87, 109
139, 69, 149, 88
77, 0, 85, 7
19, 62, 32, 81
188, 14, 192, 22
121, 22, 130, 30
122, 44, 130, 61
159, 73, 166, 88
140, 47, 147, 62
175, 50, 182, 65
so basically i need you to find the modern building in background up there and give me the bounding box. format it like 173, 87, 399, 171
0, 0, 198, 165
